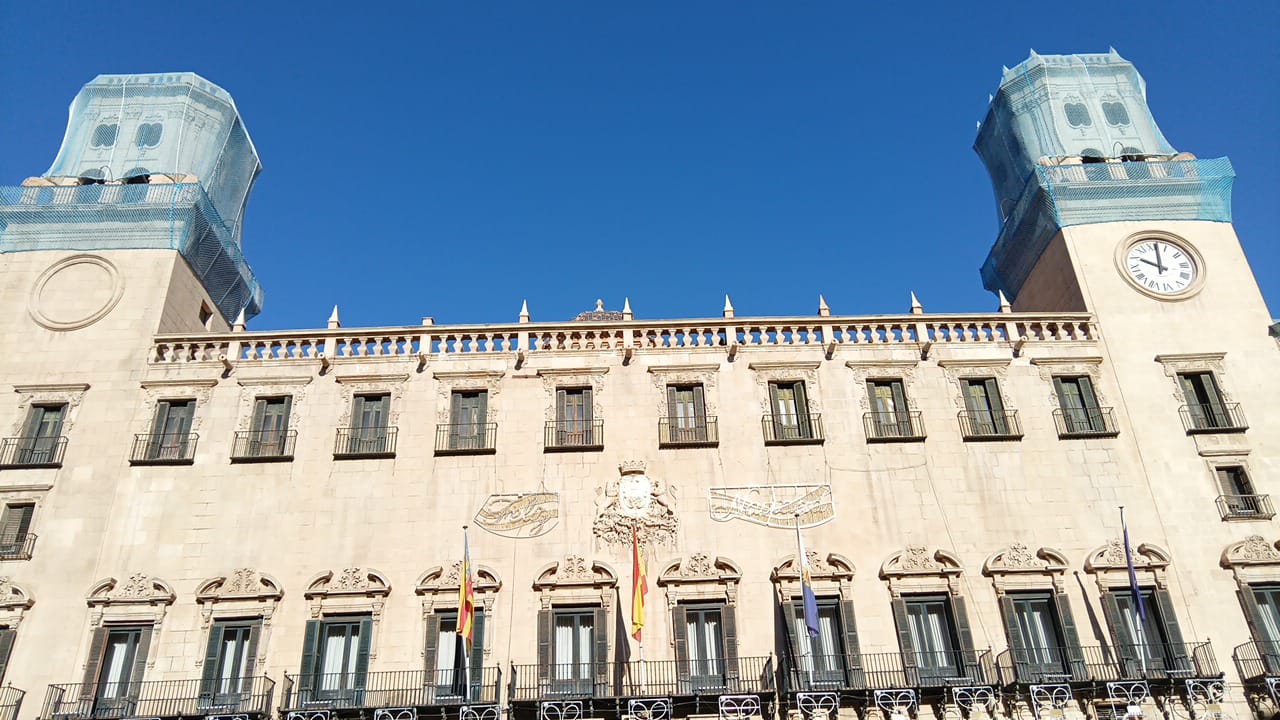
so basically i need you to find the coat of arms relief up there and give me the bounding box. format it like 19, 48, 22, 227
593, 461, 678, 547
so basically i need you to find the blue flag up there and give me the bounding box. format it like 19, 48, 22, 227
796, 524, 820, 638
1122, 516, 1147, 623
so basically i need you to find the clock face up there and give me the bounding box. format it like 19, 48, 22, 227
1124, 239, 1198, 295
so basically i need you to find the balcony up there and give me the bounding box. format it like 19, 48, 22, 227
1179, 403, 1248, 434
762, 414, 824, 445
658, 417, 719, 448
958, 410, 1023, 441
544, 421, 604, 452
129, 432, 198, 465
281, 668, 501, 715
863, 411, 926, 442
0, 436, 67, 468
0, 685, 23, 720
782, 651, 995, 696
231, 430, 298, 462
42, 676, 274, 720
1053, 408, 1120, 438
333, 426, 398, 459
1233, 640, 1280, 682
435, 423, 498, 455
1217, 494, 1276, 521
509, 657, 775, 702
0, 533, 36, 561
994, 642, 1220, 687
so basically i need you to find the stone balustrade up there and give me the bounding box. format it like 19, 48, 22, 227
149, 313, 1096, 364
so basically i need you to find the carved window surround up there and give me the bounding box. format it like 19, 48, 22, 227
747, 362, 822, 413
647, 364, 720, 416
235, 376, 312, 431
1030, 356, 1107, 406
11, 383, 90, 436
982, 543, 1071, 596
432, 370, 505, 423
536, 368, 609, 420
1154, 352, 1230, 404
657, 554, 742, 649
138, 378, 218, 435
937, 359, 1013, 411
0, 579, 34, 629
194, 569, 284, 669
333, 374, 409, 427
86, 574, 176, 668
533, 556, 618, 610
1221, 536, 1280, 585
304, 568, 391, 659
880, 546, 965, 597
1084, 540, 1171, 591
416, 563, 502, 661
770, 552, 854, 602
845, 360, 921, 411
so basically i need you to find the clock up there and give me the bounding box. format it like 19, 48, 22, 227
1120, 237, 1201, 297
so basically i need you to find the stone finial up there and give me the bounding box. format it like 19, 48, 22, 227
595, 298, 605, 312
622, 297, 633, 321
232, 308, 246, 332
519, 299, 530, 324
998, 290, 1012, 314
327, 305, 341, 329
909, 292, 923, 315
723, 295, 735, 319
818, 295, 830, 317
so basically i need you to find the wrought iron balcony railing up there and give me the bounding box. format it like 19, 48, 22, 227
435, 423, 498, 455
958, 410, 1023, 440
0, 436, 67, 468
1052, 407, 1119, 438
995, 642, 1220, 686
129, 432, 198, 465
1179, 402, 1248, 434
863, 411, 926, 442
333, 426, 398, 458
658, 417, 719, 447
42, 676, 274, 720
762, 414, 824, 445
1218, 494, 1276, 521
783, 650, 995, 693
231, 430, 298, 462
0, 533, 36, 561
1234, 640, 1280, 682
509, 657, 775, 700
544, 420, 604, 451
0, 686, 22, 720
281, 668, 501, 711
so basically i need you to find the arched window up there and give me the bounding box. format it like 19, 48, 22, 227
1063, 102, 1092, 128
135, 122, 163, 148
1102, 101, 1131, 127
90, 123, 118, 148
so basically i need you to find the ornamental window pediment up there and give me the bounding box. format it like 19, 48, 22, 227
533, 555, 617, 609
85, 573, 176, 668
982, 543, 1070, 595
657, 553, 742, 606
770, 552, 854, 602
417, 562, 502, 661
194, 569, 283, 673
1084, 539, 1171, 590
304, 567, 390, 659
1221, 535, 1280, 584
880, 545, 964, 596
0, 578, 33, 628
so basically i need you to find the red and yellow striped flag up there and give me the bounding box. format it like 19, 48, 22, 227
631, 526, 647, 641
458, 530, 475, 649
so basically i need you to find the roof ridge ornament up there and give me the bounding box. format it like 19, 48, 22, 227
910, 292, 923, 315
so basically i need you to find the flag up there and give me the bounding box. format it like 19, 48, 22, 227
796, 521, 820, 638
1121, 513, 1147, 623
458, 529, 476, 650
631, 526, 648, 641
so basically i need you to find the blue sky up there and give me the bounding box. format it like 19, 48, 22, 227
2, 2, 1276, 330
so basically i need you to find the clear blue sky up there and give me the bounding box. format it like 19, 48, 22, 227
2, 2, 1276, 330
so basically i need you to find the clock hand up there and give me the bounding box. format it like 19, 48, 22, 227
1137, 258, 1161, 269
1153, 243, 1167, 273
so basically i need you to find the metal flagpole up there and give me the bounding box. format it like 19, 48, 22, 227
1120, 507, 1149, 677
462, 524, 472, 703
795, 514, 815, 689
635, 522, 648, 694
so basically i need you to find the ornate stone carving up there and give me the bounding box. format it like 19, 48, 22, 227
844, 360, 920, 411
708, 484, 835, 529
533, 557, 618, 590
983, 544, 1071, 595
594, 462, 678, 548
1223, 536, 1280, 566
747, 362, 822, 414
771, 552, 855, 583
938, 359, 1013, 411
647, 364, 719, 416
416, 563, 502, 660
658, 554, 742, 585
304, 567, 390, 658
235, 376, 312, 432
1085, 538, 1172, 591
138, 379, 217, 435
474, 492, 559, 538
1155, 352, 1230, 404
196, 569, 284, 602
1030, 357, 1107, 407
11, 383, 89, 436
537, 368, 608, 421
432, 370, 505, 423
87, 573, 177, 606
881, 546, 964, 598
333, 374, 409, 427
0, 578, 34, 612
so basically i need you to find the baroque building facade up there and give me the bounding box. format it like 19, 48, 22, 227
0, 51, 1277, 720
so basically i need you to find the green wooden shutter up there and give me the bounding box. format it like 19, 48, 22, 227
837, 597, 864, 686
723, 603, 741, 689
983, 378, 1007, 433
951, 596, 978, 678
243, 620, 262, 679
81, 627, 109, 695
251, 398, 268, 433
672, 606, 690, 690
1000, 596, 1030, 678
129, 625, 153, 687
592, 606, 608, 689
353, 617, 373, 690
1054, 592, 1087, 681
891, 599, 918, 685
200, 623, 226, 695
424, 613, 441, 675
536, 609, 552, 683
1152, 589, 1188, 672
1179, 374, 1208, 426
692, 385, 706, 422
794, 382, 812, 437
0, 628, 14, 684
581, 388, 594, 423
1101, 592, 1140, 674
666, 386, 679, 437
299, 620, 321, 691
0, 505, 32, 547
779, 601, 801, 687
1202, 373, 1228, 423
150, 401, 172, 437
470, 610, 486, 689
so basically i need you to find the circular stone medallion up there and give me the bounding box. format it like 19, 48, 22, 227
29, 254, 124, 330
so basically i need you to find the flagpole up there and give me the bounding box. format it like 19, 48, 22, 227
462, 524, 472, 703
634, 522, 648, 694
795, 514, 814, 690
1120, 507, 1148, 677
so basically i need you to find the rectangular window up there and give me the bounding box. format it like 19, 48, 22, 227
1178, 372, 1231, 429
200, 619, 261, 706
867, 379, 914, 438
449, 390, 489, 450
89, 624, 151, 713
962, 378, 1011, 436
1252, 586, 1280, 645
551, 608, 596, 694
245, 396, 292, 458
903, 596, 961, 679
347, 394, 391, 454
311, 618, 367, 699
431, 610, 485, 697
1113, 590, 1175, 673
17, 404, 66, 464
0, 504, 34, 559
1216, 466, 1264, 517
554, 388, 596, 447
1007, 592, 1067, 678
768, 381, 814, 441
684, 605, 727, 690
146, 399, 195, 460
1053, 376, 1109, 434
666, 384, 709, 443
792, 599, 846, 686
0, 627, 13, 684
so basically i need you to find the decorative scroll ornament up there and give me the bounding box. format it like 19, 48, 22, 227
708, 484, 834, 529
87, 573, 177, 606
195, 568, 284, 602
533, 556, 618, 590
305, 567, 391, 599
1223, 535, 1280, 565
0, 578, 33, 611
594, 461, 678, 547
474, 492, 559, 538
1086, 539, 1171, 572
984, 543, 1070, 574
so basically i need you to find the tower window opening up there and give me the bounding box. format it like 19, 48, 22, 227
1102, 101, 1131, 126
135, 122, 163, 148
90, 123, 118, 148
1063, 102, 1092, 128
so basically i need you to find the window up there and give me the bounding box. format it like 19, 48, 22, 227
901, 596, 963, 680
1003, 592, 1069, 680
1178, 372, 1239, 431
1106, 588, 1189, 677
550, 608, 597, 695
340, 394, 393, 456
91, 123, 118, 148
0, 628, 13, 684
200, 619, 261, 707
664, 384, 712, 445
135, 122, 163, 148
681, 605, 727, 690
1250, 586, 1280, 645
550, 388, 598, 448
1063, 102, 1092, 128
1053, 376, 1114, 436
83, 625, 152, 714
15, 404, 66, 465
0, 504, 34, 560
199, 303, 214, 329
1217, 466, 1268, 518
866, 379, 919, 439
961, 378, 1016, 438
142, 399, 195, 461
428, 610, 485, 698
300, 616, 372, 702
767, 381, 818, 442
237, 396, 293, 460
448, 390, 489, 451
1102, 101, 1131, 126
791, 599, 847, 687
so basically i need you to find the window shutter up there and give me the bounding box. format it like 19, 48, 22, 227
1153, 589, 1189, 671
424, 613, 441, 674
1101, 592, 1140, 673
962, 381, 983, 415
723, 603, 741, 688
891, 381, 909, 422
837, 597, 864, 684
470, 610, 486, 688
693, 385, 706, 422
251, 398, 268, 433
984, 379, 1006, 433
672, 606, 690, 690
200, 623, 225, 695
1203, 373, 1227, 418
536, 608, 552, 683
81, 627, 109, 695
130, 625, 153, 686
1054, 592, 1087, 681
1077, 376, 1099, 409
555, 389, 567, 424
477, 391, 489, 426
592, 606, 608, 688
667, 386, 679, 425
951, 596, 978, 676
891, 599, 919, 683
243, 620, 262, 678
280, 396, 293, 428
299, 620, 320, 691
150, 401, 172, 437
353, 617, 373, 690
0, 628, 14, 684
1000, 596, 1030, 676
778, 601, 800, 685
794, 382, 812, 437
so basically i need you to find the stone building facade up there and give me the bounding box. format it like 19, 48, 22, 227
0, 53, 1277, 720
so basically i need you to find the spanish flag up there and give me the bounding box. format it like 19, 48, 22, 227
458, 530, 475, 650
631, 526, 647, 641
